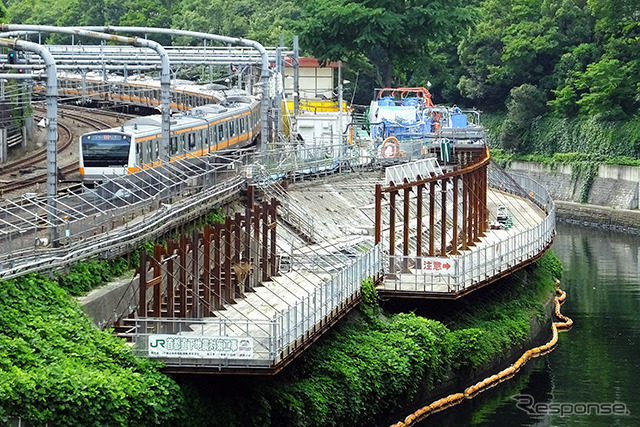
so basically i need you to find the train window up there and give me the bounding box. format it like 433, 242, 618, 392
155, 141, 160, 159
179, 134, 185, 152
229, 121, 235, 137
171, 137, 178, 155
188, 133, 196, 150
146, 142, 152, 163
218, 124, 224, 141
240, 117, 245, 133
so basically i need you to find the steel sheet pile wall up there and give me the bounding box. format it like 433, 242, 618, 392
129, 243, 382, 369
381, 159, 555, 295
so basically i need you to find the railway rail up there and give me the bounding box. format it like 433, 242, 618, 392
0, 106, 135, 195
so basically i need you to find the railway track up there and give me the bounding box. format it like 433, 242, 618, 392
0, 106, 134, 195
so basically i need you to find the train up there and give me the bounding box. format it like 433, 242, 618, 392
79, 87, 260, 181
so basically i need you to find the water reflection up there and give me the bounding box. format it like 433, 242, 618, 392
416, 223, 639, 426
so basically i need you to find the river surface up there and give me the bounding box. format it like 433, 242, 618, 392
418, 222, 640, 426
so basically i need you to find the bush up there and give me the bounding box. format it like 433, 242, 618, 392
249, 253, 559, 426
0, 274, 185, 425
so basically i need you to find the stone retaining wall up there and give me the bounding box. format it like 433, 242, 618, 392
507, 161, 640, 232
507, 161, 640, 209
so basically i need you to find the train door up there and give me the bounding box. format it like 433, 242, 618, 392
179, 133, 186, 154
197, 129, 204, 152
217, 123, 225, 147
143, 140, 151, 165
136, 141, 143, 167
170, 136, 178, 156
229, 121, 236, 141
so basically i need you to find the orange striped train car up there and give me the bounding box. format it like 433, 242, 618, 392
79, 90, 260, 181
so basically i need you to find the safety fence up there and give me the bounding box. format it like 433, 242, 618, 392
0, 136, 438, 280
130, 244, 382, 369
384, 165, 555, 293
0, 152, 249, 280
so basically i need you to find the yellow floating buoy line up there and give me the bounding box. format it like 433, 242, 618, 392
390, 280, 572, 427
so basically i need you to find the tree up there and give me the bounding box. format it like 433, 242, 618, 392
172, 0, 300, 45
298, 0, 472, 88
7, 0, 72, 25
547, 0, 639, 118
500, 84, 546, 152
458, 0, 595, 110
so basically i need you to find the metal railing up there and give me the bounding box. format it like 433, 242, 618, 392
256, 180, 319, 243
276, 244, 381, 353
0, 151, 250, 280
1, 136, 432, 279
384, 168, 555, 292
130, 244, 383, 369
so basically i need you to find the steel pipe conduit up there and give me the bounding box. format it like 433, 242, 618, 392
0, 36, 58, 243
0, 24, 172, 160
77, 26, 271, 151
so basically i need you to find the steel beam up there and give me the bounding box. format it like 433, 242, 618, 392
429, 181, 435, 256
374, 184, 382, 245
403, 185, 410, 271
416, 183, 424, 257
451, 177, 460, 255
440, 178, 447, 257
389, 190, 396, 274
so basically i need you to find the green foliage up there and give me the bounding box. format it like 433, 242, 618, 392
359, 277, 381, 322
537, 250, 563, 279
0, 250, 560, 426
298, 0, 472, 87
448, 328, 492, 370
171, 0, 300, 46
56, 257, 134, 296
499, 84, 547, 152
489, 107, 640, 159
458, 0, 595, 110
205, 208, 225, 225
271, 317, 449, 426
0, 274, 185, 425
548, 0, 640, 118
570, 160, 599, 203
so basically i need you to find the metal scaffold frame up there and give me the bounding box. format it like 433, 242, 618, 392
376, 155, 555, 297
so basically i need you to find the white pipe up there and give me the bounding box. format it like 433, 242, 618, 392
0, 24, 172, 160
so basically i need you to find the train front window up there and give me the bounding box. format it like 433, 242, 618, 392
81, 133, 131, 167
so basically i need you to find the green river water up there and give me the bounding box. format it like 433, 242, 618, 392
417, 222, 640, 426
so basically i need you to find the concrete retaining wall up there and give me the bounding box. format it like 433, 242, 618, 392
78, 277, 138, 329
508, 161, 639, 209
507, 161, 640, 232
